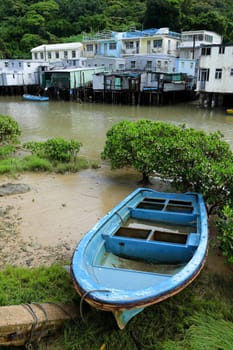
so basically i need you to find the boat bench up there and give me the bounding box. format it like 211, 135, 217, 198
103, 227, 200, 264
129, 198, 197, 225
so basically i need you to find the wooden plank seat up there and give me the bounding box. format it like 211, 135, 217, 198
103, 227, 198, 264
130, 199, 197, 225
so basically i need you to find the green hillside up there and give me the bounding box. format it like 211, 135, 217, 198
0, 0, 233, 58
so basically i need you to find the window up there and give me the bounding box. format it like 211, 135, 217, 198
4, 62, 8, 67
56, 52, 59, 58
219, 46, 225, 54
40, 52, 44, 59
125, 41, 134, 49
204, 35, 213, 43
197, 34, 203, 41
72, 50, 76, 58
146, 61, 152, 69
86, 44, 93, 51
34, 53, 38, 59
151, 73, 157, 82
199, 69, 209, 81
230, 68, 233, 76
109, 42, 116, 50
201, 47, 211, 56
64, 51, 68, 58
28, 73, 32, 79
215, 69, 222, 79
131, 61, 136, 69
153, 39, 162, 48
48, 52, 51, 59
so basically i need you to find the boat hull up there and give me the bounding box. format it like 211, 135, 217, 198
22, 94, 49, 101
71, 188, 208, 329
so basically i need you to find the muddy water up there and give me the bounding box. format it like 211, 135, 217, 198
0, 97, 233, 275
1, 97, 233, 161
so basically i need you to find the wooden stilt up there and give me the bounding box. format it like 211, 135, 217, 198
0, 302, 80, 346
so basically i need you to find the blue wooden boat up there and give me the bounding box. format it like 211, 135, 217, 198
22, 94, 49, 102
71, 188, 208, 329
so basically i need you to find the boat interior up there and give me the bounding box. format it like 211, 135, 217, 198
98, 196, 199, 274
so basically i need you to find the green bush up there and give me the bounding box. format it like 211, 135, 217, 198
0, 144, 16, 159
216, 205, 233, 264
24, 137, 82, 162
102, 120, 233, 211
0, 115, 21, 143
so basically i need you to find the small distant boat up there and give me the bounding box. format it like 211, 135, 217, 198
226, 109, 233, 115
22, 94, 49, 102
71, 188, 208, 329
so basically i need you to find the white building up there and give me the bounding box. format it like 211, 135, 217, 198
197, 44, 233, 107
86, 57, 125, 72
31, 42, 83, 63
125, 54, 177, 73
0, 59, 47, 86
179, 30, 222, 60
198, 44, 233, 93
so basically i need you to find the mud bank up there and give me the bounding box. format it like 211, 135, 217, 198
0, 168, 231, 276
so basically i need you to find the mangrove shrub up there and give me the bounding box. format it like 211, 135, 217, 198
0, 114, 21, 143
23, 137, 82, 162
101, 119, 233, 211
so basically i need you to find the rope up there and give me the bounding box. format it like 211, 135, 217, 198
22, 303, 39, 349
31, 303, 48, 341
80, 289, 111, 323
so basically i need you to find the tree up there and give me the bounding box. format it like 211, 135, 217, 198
101, 120, 233, 213
144, 0, 181, 31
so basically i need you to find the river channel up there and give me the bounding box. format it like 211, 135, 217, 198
1, 96, 233, 159
0, 96, 233, 258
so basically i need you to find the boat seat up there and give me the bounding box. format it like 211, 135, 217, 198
103, 230, 196, 264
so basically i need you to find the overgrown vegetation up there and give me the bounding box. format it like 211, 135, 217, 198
1, 0, 233, 58
216, 205, 233, 264
23, 138, 82, 162
0, 115, 21, 144
0, 115, 93, 174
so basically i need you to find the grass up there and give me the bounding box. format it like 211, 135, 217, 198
0, 155, 95, 175
0, 265, 232, 350
0, 265, 77, 306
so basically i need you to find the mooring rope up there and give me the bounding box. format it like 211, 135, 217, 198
31, 302, 48, 341
80, 289, 111, 323
22, 303, 39, 349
